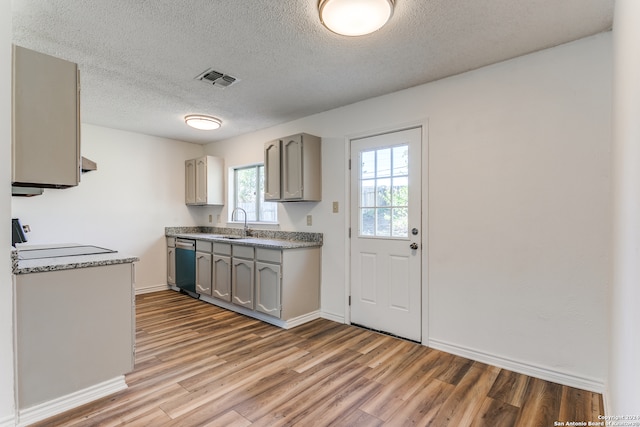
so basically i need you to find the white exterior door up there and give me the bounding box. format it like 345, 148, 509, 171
350, 127, 422, 341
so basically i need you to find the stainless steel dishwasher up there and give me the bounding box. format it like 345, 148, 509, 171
175, 238, 196, 294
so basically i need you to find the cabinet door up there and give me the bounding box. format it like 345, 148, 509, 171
232, 258, 254, 309
167, 246, 176, 285
12, 45, 80, 188
185, 159, 196, 204
195, 157, 208, 204
195, 252, 212, 295
256, 261, 281, 318
212, 255, 231, 302
264, 139, 281, 201
282, 135, 303, 200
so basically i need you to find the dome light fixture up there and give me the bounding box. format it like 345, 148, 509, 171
184, 114, 222, 130
318, 0, 394, 37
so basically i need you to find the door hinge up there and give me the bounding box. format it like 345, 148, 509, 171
348, 228, 351, 238
348, 296, 351, 306
348, 159, 351, 170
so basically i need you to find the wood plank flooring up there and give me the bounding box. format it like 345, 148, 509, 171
32, 290, 604, 426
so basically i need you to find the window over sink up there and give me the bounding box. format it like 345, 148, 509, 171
231, 164, 277, 223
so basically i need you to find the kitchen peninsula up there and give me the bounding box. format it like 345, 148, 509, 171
12, 245, 138, 424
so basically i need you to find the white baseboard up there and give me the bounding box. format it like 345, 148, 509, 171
135, 283, 170, 295
321, 311, 345, 324
603, 387, 611, 416
198, 293, 319, 329
0, 414, 15, 427
429, 338, 604, 393
283, 311, 321, 329
17, 376, 127, 427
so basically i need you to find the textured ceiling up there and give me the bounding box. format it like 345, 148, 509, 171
12, 0, 613, 144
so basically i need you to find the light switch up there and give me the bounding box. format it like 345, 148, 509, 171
208, 214, 213, 223
332, 201, 339, 213
307, 215, 312, 226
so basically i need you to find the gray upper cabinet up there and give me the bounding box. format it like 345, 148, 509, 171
264, 133, 321, 202
185, 155, 224, 206
264, 140, 281, 200
12, 45, 80, 188
185, 159, 197, 204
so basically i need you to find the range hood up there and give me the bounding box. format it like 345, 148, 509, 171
11, 186, 43, 197
81, 156, 97, 172
12, 156, 97, 196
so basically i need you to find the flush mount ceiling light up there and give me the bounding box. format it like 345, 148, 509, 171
184, 115, 222, 130
318, 0, 394, 36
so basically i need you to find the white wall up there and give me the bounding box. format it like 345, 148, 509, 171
1, 0, 15, 424
11, 124, 206, 292
206, 33, 611, 390
610, 0, 640, 414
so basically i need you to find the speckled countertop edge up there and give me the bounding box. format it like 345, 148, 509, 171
165, 226, 323, 249
13, 250, 139, 275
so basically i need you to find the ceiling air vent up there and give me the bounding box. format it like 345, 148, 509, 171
195, 68, 239, 89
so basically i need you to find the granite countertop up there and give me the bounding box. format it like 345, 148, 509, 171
165, 226, 323, 250
12, 244, 139, 275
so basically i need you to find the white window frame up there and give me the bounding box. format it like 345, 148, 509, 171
228, 163, 278, 224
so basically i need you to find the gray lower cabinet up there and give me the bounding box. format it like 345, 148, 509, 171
169, 236, 321, 326
195, 251, 212, 295
213, 255, 232, 301
255, 261, 281, 318
255, 247, 321, 320
232, 245, 255, 309
255, 248, 282, 318
196, 240, 213, 295
167, 237, 176, 286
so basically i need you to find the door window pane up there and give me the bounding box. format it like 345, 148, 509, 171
361, 150, 376, 179
376, 208, 392, 236
376, 178, 391, 207
360, 208, 375, 236
376, 148, 391, 178
392, 208, 408, 237
361, 179, 376, 207
359, 144, 409, 238
392, 145, 409, 176
392, 176, 408, 207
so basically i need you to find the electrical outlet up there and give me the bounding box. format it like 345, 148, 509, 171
208, 214, 213, 223
306, 215, 312, 226
217, 214, 221, 224
332, 201, 339, 213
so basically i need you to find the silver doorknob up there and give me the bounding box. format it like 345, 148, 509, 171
410, 243, 418, 250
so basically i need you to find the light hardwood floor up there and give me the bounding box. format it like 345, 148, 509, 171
32, 290, 604, 426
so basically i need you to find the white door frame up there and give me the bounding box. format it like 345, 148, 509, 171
343, 120, 429, 346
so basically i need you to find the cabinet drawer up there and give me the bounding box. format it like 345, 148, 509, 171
233, 245, 254, 259
256, 248, 281, 264
213, 243, 231, 256
196, 240, 212, 253
167, 237, 176, 247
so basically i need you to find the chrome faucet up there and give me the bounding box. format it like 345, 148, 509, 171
231, 207, 248, 237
